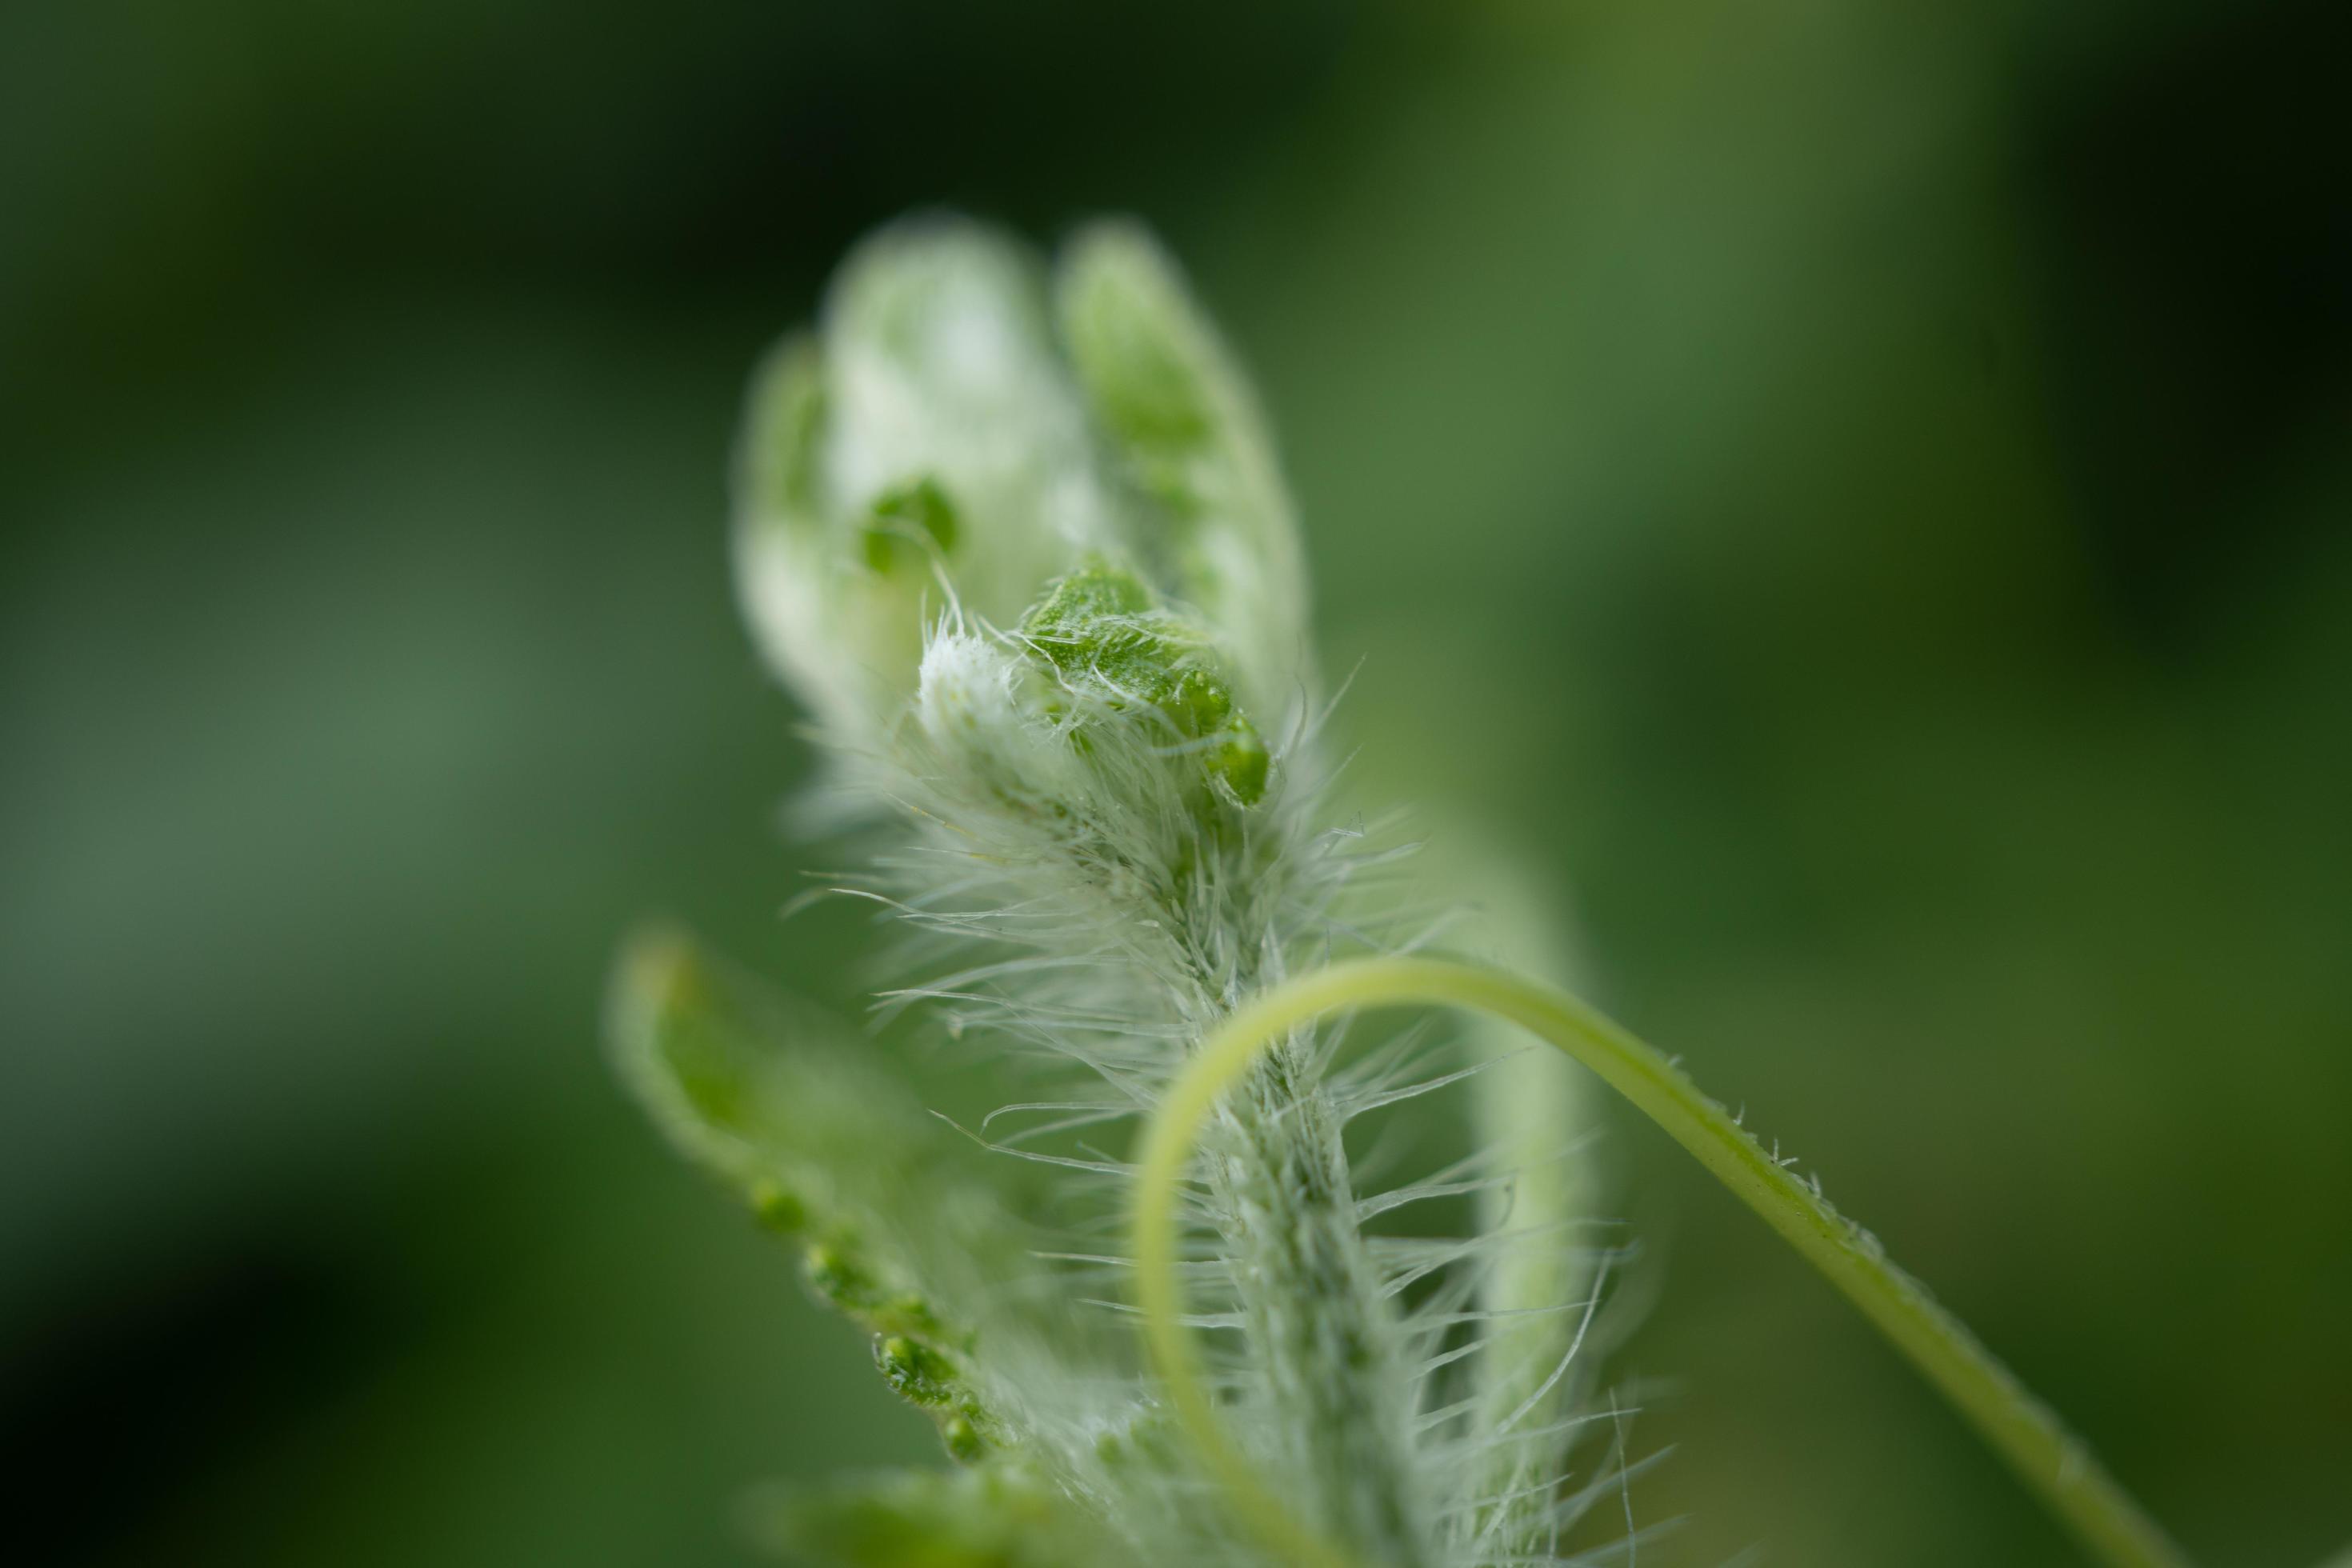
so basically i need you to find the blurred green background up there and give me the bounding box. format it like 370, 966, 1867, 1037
4, 2, 2346, 1563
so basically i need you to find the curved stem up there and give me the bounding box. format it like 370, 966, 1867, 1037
1131, 955, 2191, 1568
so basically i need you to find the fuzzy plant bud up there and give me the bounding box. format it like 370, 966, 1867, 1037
1016, 561, 1269, 804
732, 220, 1121, 746
733, 214, 1311, 760
912, 561, 1268, 822
626, 209, 2190, 1568
724, 218, 1452, 1568
607, 928, 1128, 1466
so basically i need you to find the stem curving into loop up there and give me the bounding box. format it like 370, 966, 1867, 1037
1130, 956, 2191, 1568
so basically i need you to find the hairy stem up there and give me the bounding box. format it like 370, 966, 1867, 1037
1132, 956, 2192, 1568
1145, 867, 1429, 1564
1202, 1030, 1426, 1564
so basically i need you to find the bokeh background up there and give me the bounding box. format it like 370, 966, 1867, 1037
5, 2, 2346, 1564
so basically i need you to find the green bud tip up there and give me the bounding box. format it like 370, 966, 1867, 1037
874, 1334, 958, 1406
802, 1241, 878, 1310
942, 1417, 985, 1463
1017, 562, 1270, 803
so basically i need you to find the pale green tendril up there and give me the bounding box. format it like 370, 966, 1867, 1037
1130, 956, 2193, 1568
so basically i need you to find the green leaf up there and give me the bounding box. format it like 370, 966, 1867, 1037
1055, 222, 1310, 710
607, 927, 1078, 1461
